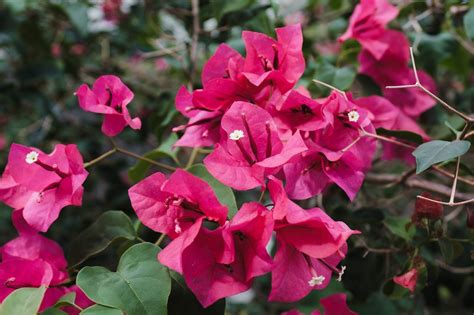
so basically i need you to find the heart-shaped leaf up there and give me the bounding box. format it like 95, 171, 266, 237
188, 164, 238, 218
77, 243, 171, 315
0, 286, 46, 315
80, 305, 123, 315
68, 211, 137, 267
412, 140, 471, 174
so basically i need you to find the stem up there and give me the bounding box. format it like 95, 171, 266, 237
449, 157, 461, 204
84, 148, 117, 168
115, 147, 176, 171
416, 194, 474, 207
155, 233, 166, 247
185, 147, 199, 169
361, 129, 416, 149
386, 47, 473, 122
312, 79, 348, 100
190, 0, 200, 83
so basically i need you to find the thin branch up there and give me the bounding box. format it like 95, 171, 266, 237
416, 194, 474, 207
386, 47, 473, 122
312, 79, 348, 100
449, 157, 461, 204
361, 128, 416, 149
115, 147, 176, 172
155, 233, 167, 247
365, 173, 474, 201
190, 0, 200, 84
84, 148, 117, 168
435, 259, 474, 274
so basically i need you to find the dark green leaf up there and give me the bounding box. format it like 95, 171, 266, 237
80, 305, 123, 315
464, 8, 474, 40
53, 292, 76, 308
413, 140, 471, 174
314, 59, 356, 91
128, 134, 180, 183
376, 128, 423, 145
41, 308, 68, 315
68, 211, 137, 267
0, 286, 46, 315
438, 238, 464, 264
77, 243, 171, 315
187, 164, 238, 218
63, 3, 89, 36
384, 216, 415, 241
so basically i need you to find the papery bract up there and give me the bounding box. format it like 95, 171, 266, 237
76, 75, 141, 136
204, 101, 307, 190
339, 0, 398, 59
393, 268, 418, 293
129, 169, 228, 239
0, 143, 88, 232
159, 202, 273, 307
268, 178, 358, 302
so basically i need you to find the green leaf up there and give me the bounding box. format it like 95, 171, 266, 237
41, 308, 68, 315
63, 3, 89, 36
464, 8, 474, 40
128, 134, 179, 183
376, 128, 423, 145
384, 216, 415, 241
438, 238, 464, 264
68, 211, 137, 267
314, 59, 356, 90
187, 164, 238, 218
413, 140, 471, 174
211, 0, 254, 20
0, 286, 46, 315
77, 243, 171, 315
53, 292, 76, 308
80, 305, 123, 315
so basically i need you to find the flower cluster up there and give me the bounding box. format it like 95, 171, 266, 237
0, 143, 88, 232
175, 24, 380, 200
339, 0, 436, 163
129, 170, 358, 307
0, 214, 92, 313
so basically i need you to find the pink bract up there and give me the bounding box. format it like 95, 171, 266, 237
393, 268, 418, 293
128, 169, 228, 239
76, 75, 141, 136
0, 143, 88, 232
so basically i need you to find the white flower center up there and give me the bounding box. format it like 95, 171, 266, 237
229, 130, 245, 141
347, 110, 359, 122
174, 219, 182, 234
25, 151, 39, 164
336, 265, 346, 282
308, 274, 325, 287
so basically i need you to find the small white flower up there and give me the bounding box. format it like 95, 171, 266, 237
174, 219, 182, 234
347, 110, 360, 122
336, 265, 346, 282
25, 151, 39, 164
229, 130, 245, 141
308, 274, 325, 287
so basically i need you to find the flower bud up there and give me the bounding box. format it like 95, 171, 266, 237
412, 192, 443, 224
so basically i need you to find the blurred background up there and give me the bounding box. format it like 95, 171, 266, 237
0, 0, 473, 314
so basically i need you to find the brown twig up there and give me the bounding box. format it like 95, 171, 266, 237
190, 0, 200, 84
435, 259, 474, 274
386, 47, 473, 122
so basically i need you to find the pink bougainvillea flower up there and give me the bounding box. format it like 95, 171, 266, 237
0, 143, 88, 232
339, 0, 398, 59
284, 92, 376, 200
0, 232, 92, 313
393, 268, 418, 293
0, 233, 68, 284
269, 89, 327, 132
76, 75, 141, 136
267, 178, 358, 302
242, 24, 305, 89
128, 169, 228, 239
357, 30, 437, 118
281, 293, 357, 315
159, 202, 273, 307
204, 101, 307, 190
352, 95, 429, 164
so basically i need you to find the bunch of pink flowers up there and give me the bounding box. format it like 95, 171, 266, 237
0, 0, 434, 312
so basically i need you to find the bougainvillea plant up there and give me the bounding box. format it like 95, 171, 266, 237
0, 0, 473, 314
